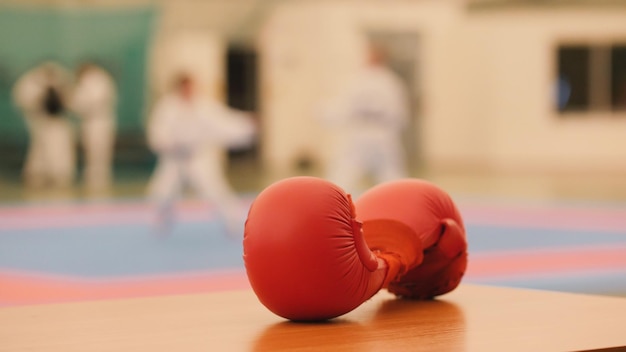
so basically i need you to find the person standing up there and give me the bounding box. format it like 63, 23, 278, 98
146, 73, 256, 237
12, 62, 75, 189
319, 44, 410, 194
70, 63, 117, 193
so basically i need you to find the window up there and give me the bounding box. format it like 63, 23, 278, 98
611, 46, 626, 110
557, 44, 626, 113
557, 47, 589, 111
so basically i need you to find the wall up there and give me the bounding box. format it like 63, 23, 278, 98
258, 2, 365, 173
8, 0, 626, 176
450, 8, 626, 174
258, 0, 463, 174
149, 30, 225, 104
259, 1, 626, 175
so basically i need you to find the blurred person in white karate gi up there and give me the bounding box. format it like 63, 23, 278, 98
146, 72, 256, 237
318, 43, 410, 194
70, 63, 117, 193
12, 61, 75, 189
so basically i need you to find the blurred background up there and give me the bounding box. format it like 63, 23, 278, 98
1, 0, 626, 305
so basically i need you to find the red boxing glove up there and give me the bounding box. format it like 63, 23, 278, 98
244, 177, 408, 321
355, 179, 468, 299
243, 177, 464, 321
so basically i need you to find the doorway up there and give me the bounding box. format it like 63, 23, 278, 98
225, 45, 259, 162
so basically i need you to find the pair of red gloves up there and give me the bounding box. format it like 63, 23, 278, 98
243, 177, 468, 321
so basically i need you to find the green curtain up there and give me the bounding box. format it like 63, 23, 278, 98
0, 5, 156, 171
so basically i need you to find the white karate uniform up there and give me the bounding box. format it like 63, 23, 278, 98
146, 92, 256, 236
12, 62, 75, 188
71, 66, 117, 192
320, 65, 409, 194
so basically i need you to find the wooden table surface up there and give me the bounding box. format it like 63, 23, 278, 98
1, 284, 626, 352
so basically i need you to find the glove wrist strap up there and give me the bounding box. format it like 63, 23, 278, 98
362, 219, 423, 288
